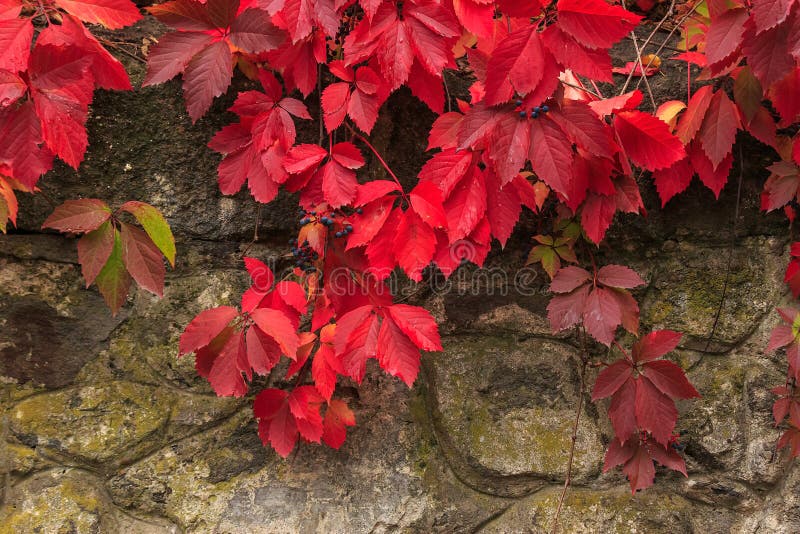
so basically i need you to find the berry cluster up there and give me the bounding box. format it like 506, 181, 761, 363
289, 238, 318, 272
516, 99, 549, 119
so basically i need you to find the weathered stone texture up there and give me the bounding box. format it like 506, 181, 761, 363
1, 20, 799, 534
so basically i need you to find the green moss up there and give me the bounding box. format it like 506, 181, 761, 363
10, 381, 173, 461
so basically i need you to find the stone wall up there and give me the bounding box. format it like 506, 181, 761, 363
1, 20, 799, 533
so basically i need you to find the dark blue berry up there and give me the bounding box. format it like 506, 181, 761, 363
345, 224, 353, 232
533, 106, 540, 112
542, 105, 549, 112
531, 111, 539, 119
515, 99, 523, 106
519, 110, 527, 118
356, 208, 363, 214
309, 211, 316, 215
328, 213, 335, 219
335, 231, 343, 238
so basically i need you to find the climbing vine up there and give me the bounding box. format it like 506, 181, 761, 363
3, 0, 800, 501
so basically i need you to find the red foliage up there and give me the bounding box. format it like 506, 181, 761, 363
9, 0, 800, 496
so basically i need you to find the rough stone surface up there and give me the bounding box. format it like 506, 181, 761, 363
1, 19, 799, 534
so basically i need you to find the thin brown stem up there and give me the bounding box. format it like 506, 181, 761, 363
619, 0, 676, 95
98, 37, 146, 64
632, 3, 701, 95
344, 122, 408, 201
629, 31, 657, 110
551, 328, 588, 533
562, 79, 601, 99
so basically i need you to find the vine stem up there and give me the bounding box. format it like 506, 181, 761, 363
628, 30, 657, 110
551, 328, 588, 533
344, 122, 409, 202
704, 145, 744, 351
619, 0, 676, 96
631, 2, 701, 95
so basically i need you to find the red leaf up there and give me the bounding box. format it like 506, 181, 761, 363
603, 437, 636, 471
376, 316, 422, 386
580, 193, 617, 244
0, 69, 25, 107
396, 209, 436, 281
541, 25, 613, 83
0, 102, 54, 187
38, 15, 132, 91
410, 181, 447, 229
547, 284, 590, 333
346, 195, 396, 249
549, 265, 591, 293
652, 157, 694, 207
119, 222, 166, 297
742, 17, 795, 88
288, 385, 324, 442
29, 44, 94, 168
253, 388, 298, 457
42, 199, 111, 233
147, 0, 215, 31
322, 399, 355, 449
283, 143, 328, 174
444, 166, 487, 241
688, 141, 732, 199
643, 360, 701, 399
556, 0, 642, 50
549, 100, 616, 159
312, 344, 338, 400
322, 161, 358, 207
246, 325, 282, 375
697, 90, 740, 170
419, 149, 474, 198
647, 438, 687, 476
386, 304, 442, 351
767, 324, 795, 352
485, 169, 522, 246
207, 329, 249, 397
331, 141, 365, 169
621, 443, 656, 493
608, 377, 637, 443
229, 8, 285, 53
675, 85, 714, 144
528, 117, 574, 196
484, 26, 545, 105
182, 40, 234, 122
596, 265, 645, 289
752, 0, 794, 33
77, 220, 115, 286
56, 0, 141, 29
592, 359, 634, 400
488, 113, 531, 185
145, 32, 216, 88
321, 81, 350, 132
704, 8, 748, 67
614, 111, 685, 171
771, 67, 800, 126
583, 287, 622, 346
0, 18, 32, 73
633, 330, 682, 362
634, 376, 678, 446
179, 306, 239, 355
251, 307, 300, 358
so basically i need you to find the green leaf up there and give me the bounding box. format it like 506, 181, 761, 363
95, 230, 132, 315
119, 201, 176, 266
77, 220, 115, 286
